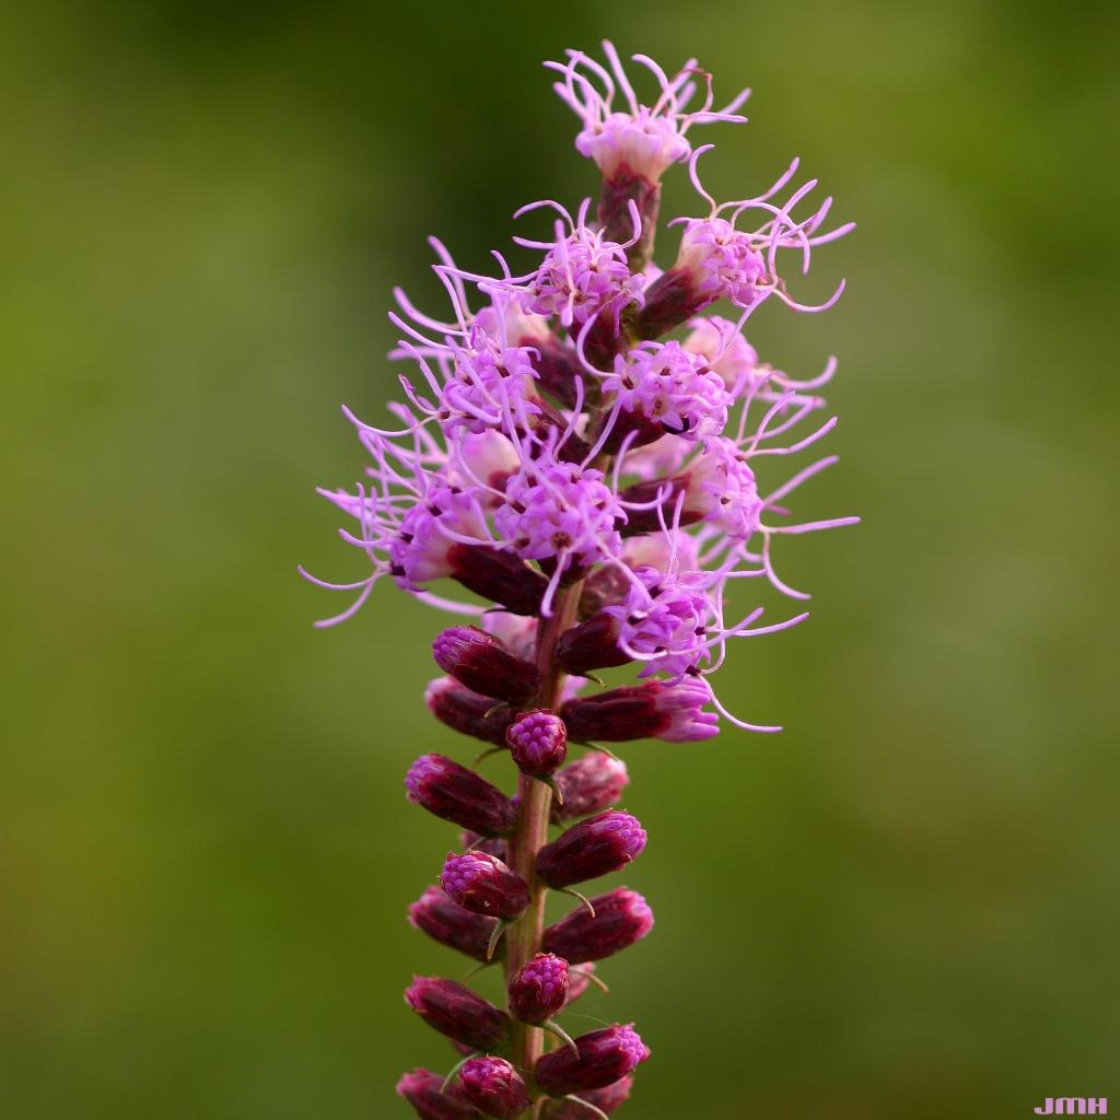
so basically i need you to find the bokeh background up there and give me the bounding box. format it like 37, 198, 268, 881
3, 2, 1118, 1117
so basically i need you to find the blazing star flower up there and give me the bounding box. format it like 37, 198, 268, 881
305, 40, 855, 1119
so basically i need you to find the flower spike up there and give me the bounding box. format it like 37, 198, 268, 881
306, 38, 853, 1119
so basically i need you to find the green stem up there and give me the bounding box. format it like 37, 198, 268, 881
506, 580, 583, 1088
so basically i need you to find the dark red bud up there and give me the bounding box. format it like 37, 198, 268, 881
535, 1024, 650, 1097
541, 1075, 634, 1118
407, 886, 503, 964
396, 1068, 483, 1120
543, 888, 654, 963
635, 266, 708, 338
506, 709, 568, 777
508, 952, 569, 1024
615, 477, 699, 536
457, 1056, 531, 1119
433, 626, 541, 704
551, 753, 630, 823
441, 850, 530, 920
555, 613, 631, 675
447, 545, 547, 616
537, 811, 647, 889
405, 754, 515, 837
459, 831, 508, 863
425, 678, 516, 746
403, 976, 510, 1052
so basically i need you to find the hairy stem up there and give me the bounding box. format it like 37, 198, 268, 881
506, 580, 583, 1088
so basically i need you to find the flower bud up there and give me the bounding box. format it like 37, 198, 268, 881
447, 544, 548, 617
506, 710, 567, 777
457, 1056, 531, 1119
508, 952, 569, 1024
433, 626, 541, 704
396, 1068, 483, 1120
535, 1024, 650, 1097
403, 976, 510, 1052
560, 678, 719, 743
540, 1076, 634, 1118
543, 889, 654, 963
565, 962, 597, 1006
407, 887, 503, 964
555, 613, 632, 675
441, 851, 531, 920
459, 831, 508, 863
425, 678, 516, 746
405, 754, 516, 837
537, 811, 647, 889
551, 753, 630, 823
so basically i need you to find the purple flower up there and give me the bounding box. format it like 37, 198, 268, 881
408, 886, 502, 964
561, 678, 720, 742
506, 709, 568, 777
457, 1056, 532, 1119
603, 567, 713, 680
520, 198, 645, 329
551, 752, 630, 823
432, 626, 541, 704
541, 1076, 634, 1118
603, 340, 731, 442
535, 1023, 650, 1096
508, 952, 570, 1024
441, 850, 531, 920
396, 1068, 483, 1120
405, 754, 516, 837
404, 976, 510, 1051
547, 43, 748, 183
308, 41, 855, 1117
493, 457, 624, 585
543, 888, 654, 963
537, 810, 647, 889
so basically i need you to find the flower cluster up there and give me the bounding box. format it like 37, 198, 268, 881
306, 40, 854, 1119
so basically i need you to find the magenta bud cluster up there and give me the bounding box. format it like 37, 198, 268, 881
306, 38, 852, 1120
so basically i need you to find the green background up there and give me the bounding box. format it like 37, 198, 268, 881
3, 2, 1117, 1117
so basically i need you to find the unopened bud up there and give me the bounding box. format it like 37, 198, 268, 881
441, 851, 530, 920
447, 544, 547, 617
506, 710, 568, 777
407, 887, 502, 964
541, 1075, 634, 1118
537, 812, 647, 889
403, 976, 510, 1052
425, 677, 516, 746
508, 952, 569, 1024
555, 613, 631, 675
535, 1024, 650, 1097
543, 889, 654, 963
457, 1056, 531, 1119
551, 753, 630, 823
560, 678, 719, 743
396, 1068, 483, 1120
433, 626, 540, 704
405, 754, 515, 837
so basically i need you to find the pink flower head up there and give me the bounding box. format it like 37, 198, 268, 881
494, 457, 623, 575
390, 484, 490, 590
680, 437, 763, 539
674, 215, 768, 309
604, 340, 731, 441
605, 566, 713, 680
520, 198, 645, 328
684, 315, 762, 391
547, 41, 749, 181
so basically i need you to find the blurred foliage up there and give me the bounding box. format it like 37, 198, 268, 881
2, 1, 1118, 1117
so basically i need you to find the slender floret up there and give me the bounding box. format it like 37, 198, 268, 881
305, 39, 854, 1118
